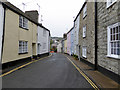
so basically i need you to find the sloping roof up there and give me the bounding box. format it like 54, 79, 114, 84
74, 0, 87, 22
1, 1, 50, 33
66, 27, 74, 34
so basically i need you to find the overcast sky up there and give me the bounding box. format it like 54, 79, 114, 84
7, 0, 85, 37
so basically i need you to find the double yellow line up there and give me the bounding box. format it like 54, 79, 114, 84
66, 57, 99, 90
0, 54, 52, 77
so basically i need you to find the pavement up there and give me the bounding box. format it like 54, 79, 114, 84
66, 54, 120, 89
2, 53, 95, 88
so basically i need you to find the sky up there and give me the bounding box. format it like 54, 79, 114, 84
7, 0, 85, 37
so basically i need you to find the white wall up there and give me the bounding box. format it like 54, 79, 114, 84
37, 26, 50, 55
74, 15, 80, 55
0, 4, 4, 61
57, 42, 62, 52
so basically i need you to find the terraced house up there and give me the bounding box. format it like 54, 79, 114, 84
97, 0, 120, 80
70, 27, 74, 55
79, 1, 95, 64
67, 29, 71, 55
66, 27, 74, 56
73, 13, 80, 56
37, 25, 50, 58
64, 38, 67, 54
62, 0, 120, 82
0, 1, 50, 68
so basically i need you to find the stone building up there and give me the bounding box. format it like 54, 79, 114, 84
97, 1, 120, 77
79, 1, 95, 64
67, 29, 71, 55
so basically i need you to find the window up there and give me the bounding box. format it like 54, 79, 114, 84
19, 16, 28, 29
83, 4, 87, 18
19, 41, 28, 54
107, 22, 120, 58
43, 30, 46, 37
82, 46, 87, 58
83, 26, 86, 38
107, 0, 117, 8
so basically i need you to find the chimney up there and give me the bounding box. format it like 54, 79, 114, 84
63, 33, 67, 39
25, 10, 39, 23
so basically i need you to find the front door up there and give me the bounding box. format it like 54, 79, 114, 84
32, 43, 36, 58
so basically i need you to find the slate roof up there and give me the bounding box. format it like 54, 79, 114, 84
1, 1, 50, 33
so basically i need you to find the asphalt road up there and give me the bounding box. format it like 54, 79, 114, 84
2, 53, 93, 88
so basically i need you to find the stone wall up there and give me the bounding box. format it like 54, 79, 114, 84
97, 2, 120, 75
79, 2, 95, 64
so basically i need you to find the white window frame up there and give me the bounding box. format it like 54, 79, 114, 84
82, 46, 87, 58
19, 41, 28, 54
19, 16, 28, 29
107, 22, 120, 59
83, 26, 86, 38
83, 4, 87, 18
107, 0, 117, 8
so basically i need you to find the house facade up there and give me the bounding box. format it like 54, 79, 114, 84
0, 2, 4, 61
0, 1, 50, 67
97, 1, 120, 75
70, 27, 74, 55
67, 30, 71, 55
74, 15, 80, 56
1, 2, 38, 64
64, 39, 67, 53
37, 26, 50, 57
79, 2, 95, 64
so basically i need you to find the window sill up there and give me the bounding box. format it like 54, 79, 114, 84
19, 26, 29, 30
107, 1, 117, 9
19, 52, 28, 55
83, 14, 87, 19
82, 56, 87, 59
106, 55, 120, 60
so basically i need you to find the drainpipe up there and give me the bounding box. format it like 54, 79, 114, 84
95, 0, 98, 70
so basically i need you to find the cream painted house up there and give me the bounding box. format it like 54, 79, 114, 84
64, 39, 67, 53
0, 2, 4, 62
0, 1, 50, 68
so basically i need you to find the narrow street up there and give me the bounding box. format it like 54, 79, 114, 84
2, 53, 93, 88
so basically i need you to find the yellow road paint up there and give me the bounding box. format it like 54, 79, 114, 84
66, 56, 99, 90
0, 54, 52, 77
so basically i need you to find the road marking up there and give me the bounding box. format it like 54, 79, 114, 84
0, 54, 52, 77
66, 56, 99, 90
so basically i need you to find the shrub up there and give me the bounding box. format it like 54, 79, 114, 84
73, 54, 78, 60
